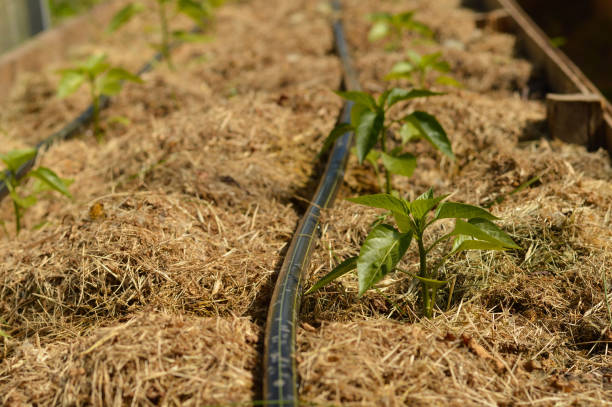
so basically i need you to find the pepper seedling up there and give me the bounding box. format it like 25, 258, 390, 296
108, 0, 219, 68
0, 149, 72, 234
320, 88, 453, 194
306, 189, 519, 318
386, 51, 462, 88
368, 11, 433, 50
57, 53, 143, 142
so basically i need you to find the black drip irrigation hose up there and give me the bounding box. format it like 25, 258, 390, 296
263, 1, 361, 405
0, 28, 194, 202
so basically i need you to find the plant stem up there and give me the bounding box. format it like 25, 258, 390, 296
380, 126, 392, 194
417, 234, 433, 318
158, 0, 173, 69
13, 200, 20, 234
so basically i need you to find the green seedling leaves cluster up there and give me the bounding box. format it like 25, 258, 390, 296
368, 11, 433, 50
0, 149, 72, 234
108, 0, 222, 68
57, 53, 143, 141
320, 88, 453, 194
306, 189, 519, 318
386, 51, 461, 88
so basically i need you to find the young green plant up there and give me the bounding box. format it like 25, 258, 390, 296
0, 149, 72, 234
368, 11, 433, 50
386, 51, 461, 88
320, 88, 454, 194
108, 0, 219, 68
57, 53, 143, 142
306, 189, 519, 318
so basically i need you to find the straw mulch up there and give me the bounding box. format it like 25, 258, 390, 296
0, 0, 340, 404
1, 313, 259, 406
299, 0, 612, 405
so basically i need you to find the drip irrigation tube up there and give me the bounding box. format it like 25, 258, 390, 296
0, 33, 190, 201
262, 1, 360, 405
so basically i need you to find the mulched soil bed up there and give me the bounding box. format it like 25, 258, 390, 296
0, 0, 610, 405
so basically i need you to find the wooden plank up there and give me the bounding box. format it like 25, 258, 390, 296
0, 0, 119, 101
546, 94, 603, 148
478, 0, 612, 151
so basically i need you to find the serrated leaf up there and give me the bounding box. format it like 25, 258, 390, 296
107, 3, 144, 33
435, 202, 498, 221
305, 256, 357, 295
319, 123, 353, 157
0, 148, 37, 173
381, 152, 416, 177
57, 71, 86, 98
348, 194, 409, 215
385, 88, 441, 109
354, 111, 384, 164
29, 167, 72, 198
357, 224, 412, 296
368, 21, 390, 42
404, 111, 454, 160
335, 91, 378, 112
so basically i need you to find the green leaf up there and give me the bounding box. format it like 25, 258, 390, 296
305, 256, 357, 295
357, 224, 412, 296
399, 121, 420, 143
81, 53, 110, 76
354, 111, 384, 164
381, 152, 416, 177
29, 167, 72, 198
410, 194, 447, 221
435, 76, 463, 88
9, 190, 37, 209
107, 3, 144, 33
348, 194, 409, 215
404, 111, 454, 160
408, 20, 434, 38
384, 88, 441, 109
57, 71, 86, 98
0, 148, 37, 173
97, 68, 142, 96
392, 210, 415, 234
435, 202, 498, 221
467, 218, 519, 249
384, 61, 415, 81
178, 0, 210, 22
335, 91, 378, 112
368, 21, 390, 42
171, 31, 213, 42
414, 275, 448, 289
451, 237, 506, 255
319, 123, 353, 157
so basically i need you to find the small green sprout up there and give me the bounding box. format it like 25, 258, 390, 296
0, 149, 72, 234
108, 0, 221, 68
368, 11, 433, 50
386, 51, 462, 88
57, 53, 143, 141
306, 189, 519, 318
320, 88, 453, 194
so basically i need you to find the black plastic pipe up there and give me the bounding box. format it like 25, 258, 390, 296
262, 1, 361, 405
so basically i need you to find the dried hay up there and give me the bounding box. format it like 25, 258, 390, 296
1, 313, 259, 406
